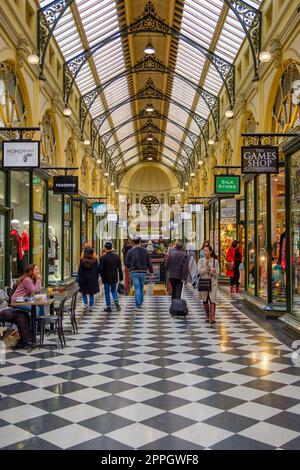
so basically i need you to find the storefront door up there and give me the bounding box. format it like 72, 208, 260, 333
291, 151, 300, 318
0, 211, 6, 289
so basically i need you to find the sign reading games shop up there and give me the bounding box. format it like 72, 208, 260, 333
241, 146, 279, 174
53, 175, 78, 194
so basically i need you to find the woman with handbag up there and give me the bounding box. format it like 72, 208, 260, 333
198, 246, 220, 324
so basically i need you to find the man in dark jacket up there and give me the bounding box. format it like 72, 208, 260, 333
125, 237, 153, 311
99, 241, 123, 312
165, 242, 189, 299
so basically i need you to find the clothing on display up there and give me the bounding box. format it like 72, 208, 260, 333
48, 226, 59, 277
21, 222, 29, 269
10, 220, 24, 277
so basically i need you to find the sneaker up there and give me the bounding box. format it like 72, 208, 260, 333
88, 306, 94, 312
104, 306, 112, 313
115, 302, 121, 311
134, 306, 143, 312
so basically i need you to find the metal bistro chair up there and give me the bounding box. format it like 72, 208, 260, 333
63, 287, 80, 334
37, 294, 68, 349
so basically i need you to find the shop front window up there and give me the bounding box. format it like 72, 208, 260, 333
271, 170, 286, 303
49, 192, 62, 282
64, 196, 71, 279
290, 153, 300, 317
214, 203, 219, 258
10, 171, 29, 278
220, 199, 236, 275
87, 208, 93, 244
0, 171, 5, 205
247, 180, 255, 294
81, 204, 87, 247
73, 200, 81, 274
257, 175, 267, 300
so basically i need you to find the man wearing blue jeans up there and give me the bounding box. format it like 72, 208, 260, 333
125, 237, 153, 311
99, 242, 123, 313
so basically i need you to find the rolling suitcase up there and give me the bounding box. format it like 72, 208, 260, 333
169, 283, 188, 317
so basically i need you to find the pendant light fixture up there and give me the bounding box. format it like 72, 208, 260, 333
144, 41, 155, 55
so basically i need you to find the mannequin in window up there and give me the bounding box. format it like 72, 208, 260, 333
22, 221, 30, 269
278, 230, 286, 271
10, 219, 24, 277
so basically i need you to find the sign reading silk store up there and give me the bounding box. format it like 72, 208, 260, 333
241, 146, 279, 174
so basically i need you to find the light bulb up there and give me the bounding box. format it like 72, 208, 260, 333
115, 189, 119, 193
84, 139, 90, 146
63, 107, 72, 117
28, 53, 39, 65
105, 172, 109, 177
198, 160, 203, 165
225, 109, 234, 118
147, 135, 153, 141
181, 189, 185, 192
148, 157, 153, 160
259, 50, 272, 63
111, 182, 115, 186
191, 172, 195, 177
97, 158, 102, 164
144, 42, 155, 54
185, 182, 188, 186
146, 104, 154, 112
208, 139, 215, 146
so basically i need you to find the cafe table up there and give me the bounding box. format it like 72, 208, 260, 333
11, 298, 55, 350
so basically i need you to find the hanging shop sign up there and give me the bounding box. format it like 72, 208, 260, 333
241, 146, 279, 174
92, 203, 107, 214
2, 140, 40, 169
53, 175, 78, 194
215, 175, 240, 194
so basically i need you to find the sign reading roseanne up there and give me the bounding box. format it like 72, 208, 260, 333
53, 176, 78, 194
241, 146, 279, 174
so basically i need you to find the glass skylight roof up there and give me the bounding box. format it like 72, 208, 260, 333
39, 0, 263, 174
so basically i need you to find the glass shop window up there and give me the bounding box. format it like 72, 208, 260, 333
32, 176, 47, 283
257, 175, 267, 300
64, 196, 72, 279
220, 199, 236, 275
10, 171, 29, 279
48, 192, 62, 282
270, 170, 286, 303
72, 200, 81, 274
291, 152, 300, 318
247, 180, 255, 294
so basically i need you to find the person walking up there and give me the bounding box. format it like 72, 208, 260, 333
99, 241, 123, 312
226, 240, 242, 293
165, 242, 189, 299
199, 240, 209, 259
146, 240, 154, 254
125, 237, 153, 311
198, 245, 220, 324
77, 247, 100, 312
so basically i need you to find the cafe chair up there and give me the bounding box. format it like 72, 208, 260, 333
37, 295, 68, 349
63, 288, 80, 334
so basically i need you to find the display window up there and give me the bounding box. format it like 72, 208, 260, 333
10, 171, 29, 278
214, 203, 219, 257
0, 171, 5, 205
81, 204, 87, 247
48, 192, 62, 281
64, 196, 72, 279
271, 170, 286, 303
257, 175, 268, 300
32, 175, 47, 282
87, 207, 93, 244
205, 208, 209, 241
290, 152, 300, 317
247, 179, 255, 294
220, 199, 236, 275
72, 200, 81, 274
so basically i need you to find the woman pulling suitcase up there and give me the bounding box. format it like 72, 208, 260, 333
197, 245, 220, 324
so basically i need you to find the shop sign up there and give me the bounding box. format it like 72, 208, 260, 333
53, 176, 78, 194
33, 176, 41, 185
241, 146, 279, 174
2, 140, 40, 168
92, 203, 107, 214
215, 175, 240, 194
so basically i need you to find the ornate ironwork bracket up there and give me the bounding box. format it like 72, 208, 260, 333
37, 0, 75, 79
224, 0, 262, 81
63, 2, 235, 107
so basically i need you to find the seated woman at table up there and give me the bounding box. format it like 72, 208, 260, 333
0, 289, 34, 348
12, 264, 44, 317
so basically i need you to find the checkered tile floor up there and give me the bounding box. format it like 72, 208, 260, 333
1, 288, 300, 450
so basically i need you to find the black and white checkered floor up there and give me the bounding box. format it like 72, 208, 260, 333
1, 289, 300, 450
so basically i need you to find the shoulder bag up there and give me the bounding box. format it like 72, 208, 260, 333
198, 259, 215, 292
